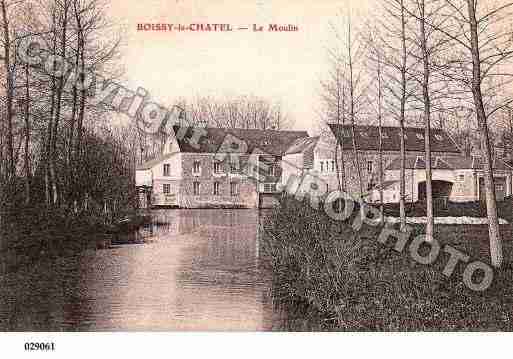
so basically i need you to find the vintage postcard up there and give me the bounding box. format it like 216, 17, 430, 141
1, 0, 513, 351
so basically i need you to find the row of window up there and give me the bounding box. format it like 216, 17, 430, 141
263, 183, 277, 193
340, 129, 444, 141
319, 160, 336, 173
318, 160, 374, 174
163, 182, 239, 196
162, 161, 238, 176
202, 160, 243, 175
185, 161, 277, 176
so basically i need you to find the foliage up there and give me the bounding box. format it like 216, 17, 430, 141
262, 195, 513, 330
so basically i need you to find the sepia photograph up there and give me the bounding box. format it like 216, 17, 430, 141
1, 0, 513, 356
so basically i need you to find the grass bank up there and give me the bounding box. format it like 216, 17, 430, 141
383, 197, 513, 222
261, 196, 513, 331
0, 204, 144, 275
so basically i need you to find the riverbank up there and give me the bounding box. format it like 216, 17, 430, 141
261, 196, 513, 331
0, 204, 148, 276
0, 209, 269, 331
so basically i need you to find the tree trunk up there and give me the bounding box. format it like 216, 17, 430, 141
467, 0, 502, 268
399, 0, 407, 231
75, 24, 86, 163
377, 50, 384, 225
45, 8, 57, 206
334, 68, 346, 193
1, 0, 15, 182
50, 0, 69, 206
348, 20, 364, 199
24, 64, 31, 204
419, 0, 434, 241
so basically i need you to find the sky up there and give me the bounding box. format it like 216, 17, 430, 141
106, 0, 373, 134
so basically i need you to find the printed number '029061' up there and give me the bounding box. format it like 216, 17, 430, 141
24, 342, 55, 351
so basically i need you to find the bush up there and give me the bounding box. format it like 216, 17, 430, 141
261, 195, 513, 331
0, 204, 115, 275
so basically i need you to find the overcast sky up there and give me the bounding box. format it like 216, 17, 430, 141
107, 0, 373, 134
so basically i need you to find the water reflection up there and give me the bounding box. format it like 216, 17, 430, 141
0, 209, 277, 331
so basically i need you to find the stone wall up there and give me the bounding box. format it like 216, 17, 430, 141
178, 153, 259, 208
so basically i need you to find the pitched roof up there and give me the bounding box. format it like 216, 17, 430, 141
136, 153, 176, 170
385, 155, 513, 170
462, 156, 513, 170
285, 136, 320, 155
172, 126, 309, 156
386, 156, 454, 170
328, 124, 461, 153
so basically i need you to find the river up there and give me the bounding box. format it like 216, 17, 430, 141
0, 209, 281, 331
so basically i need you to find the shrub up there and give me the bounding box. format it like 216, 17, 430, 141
261, 195, 513, 331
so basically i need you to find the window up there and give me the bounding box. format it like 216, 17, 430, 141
230, 161, 240, 173
163, 184, 171, 194
268, 165, 276, 177
331, 160, 335, 172
193, 160, 201, 174
163, 164, 170, 177
458, 174, 465, 182
320, 161, 324, 172
193, 182, 200, 195
230, 182, 238, 196
367, 160, 373, 174
213, 160, 222, 174
213, 182, 220, 195
496, 184, 504, 192
264, 183, 277, 192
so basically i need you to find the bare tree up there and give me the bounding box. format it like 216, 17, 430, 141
398, 0, 409, 231
365, 27, 386, 224
346, 17, 365, 199
406, 0, 513, 267
174, 95, 291, 130
326, 14, 370, 200
1, 0, 15, 183
417, 0, 435, 241
466, 0, 506, 267
320, 58, 347, 192
376, 0, 420, 230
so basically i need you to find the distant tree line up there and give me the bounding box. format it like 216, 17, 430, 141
137, 95, 292, 163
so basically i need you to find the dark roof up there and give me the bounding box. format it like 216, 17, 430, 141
328, 124, 461, 153
172, 126, 309, 156
456, 156, 513, 170
386, 155, 513, 170
285, 136, 320, 155
386, 156, 454, 170
136, 153, 176, 170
